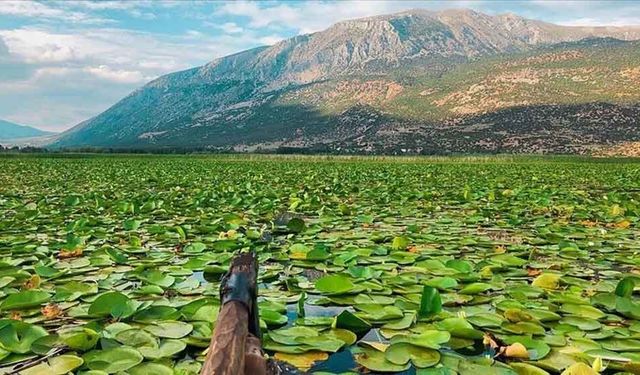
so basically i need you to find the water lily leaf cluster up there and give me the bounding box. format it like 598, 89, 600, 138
1, 155, 640, 374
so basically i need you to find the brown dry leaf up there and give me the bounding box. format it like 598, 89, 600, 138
9, 311, 21, 321
59, 247, 83, 259
407, 246, 418, 253
505, 343, 529, 359
527, 268, 542, 277
274, 351, 329, 370
483, 333, 499, 349
580, 220, 598, 227
22, 274, 41, 290
41, 303, 63, 319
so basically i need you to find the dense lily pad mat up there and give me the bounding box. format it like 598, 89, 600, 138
1, 155, 640, 374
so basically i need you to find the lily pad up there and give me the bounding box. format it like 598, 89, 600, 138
385, 342, 441, 368
144, 321, 193, 338
354, 346, 411, 373
315, 275, 355, 294
1, 290, 50, 310
83, 346, 144, 373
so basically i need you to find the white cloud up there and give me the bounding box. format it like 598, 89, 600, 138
0, 0, 110, 24
258, 35, 285, 45
64, 1, 143, 11
129, 9, 158, 20
215, 0, 467, 34
84, 65, 148, 83
0, 27, 227, 69
186, 29, 205, 38
220, 22, 243, 34
558, 17, 640, 27
0, 29, 93, 63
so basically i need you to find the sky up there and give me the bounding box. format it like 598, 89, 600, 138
1, 0, 640, 132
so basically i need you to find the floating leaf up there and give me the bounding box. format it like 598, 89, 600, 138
532, 274, 561, 290
460, 282, 493, 295
88, 292, 137, 319
59, 327, 100, 351
274, 351, 328, 370
315, 275, 355, 295
391, 236, 410, 250
144, 321, 193, 338
20, 355, 84, 375
560, 363, 598, 375
138, 339, 186, 359
354, 346, 411, 373
560, 304, 605, 320
83, 346, 144, 373
1, 290, 50, 310
128, 362, 174, 375
391, 330, 450, 349
0, 320, 48, 353
385, 342, 440, 368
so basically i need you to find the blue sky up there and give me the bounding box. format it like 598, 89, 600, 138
1, 0, 640, 132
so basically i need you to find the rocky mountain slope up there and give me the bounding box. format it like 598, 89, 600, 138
51, 9, 640, 154
0, 120, 54, 140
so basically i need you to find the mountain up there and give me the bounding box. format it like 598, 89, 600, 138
0, 120, 54, 140
52, 9, 640, 154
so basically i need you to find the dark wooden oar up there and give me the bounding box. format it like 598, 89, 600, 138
201, 252, 266, 375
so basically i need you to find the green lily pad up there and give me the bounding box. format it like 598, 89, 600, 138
59, 327, 100, 351
437, 318, 484, 339
0, 290, 50, 310
385, 342, 440, 368
315, 275, 355, 294
115, 329, 157, 347
144, 321, 193, 338
138, 339, 186, 359
391, 330, 451, 349
88, 292, 137, 319
20, 354, 84, 375
383, 312, 416, 330
509, 362, 550, 375
83, 346, 144, 373
0, 320, 48, 353
560, 304, 605, 320
460, 282, 493, 295
354, 346, 411, 373
559, 316, 601, 331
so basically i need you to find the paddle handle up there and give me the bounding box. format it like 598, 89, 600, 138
201, 301, 249, 375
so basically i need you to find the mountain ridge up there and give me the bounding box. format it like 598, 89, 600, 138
51, 9, 640, 155
0, 120, 54, 141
